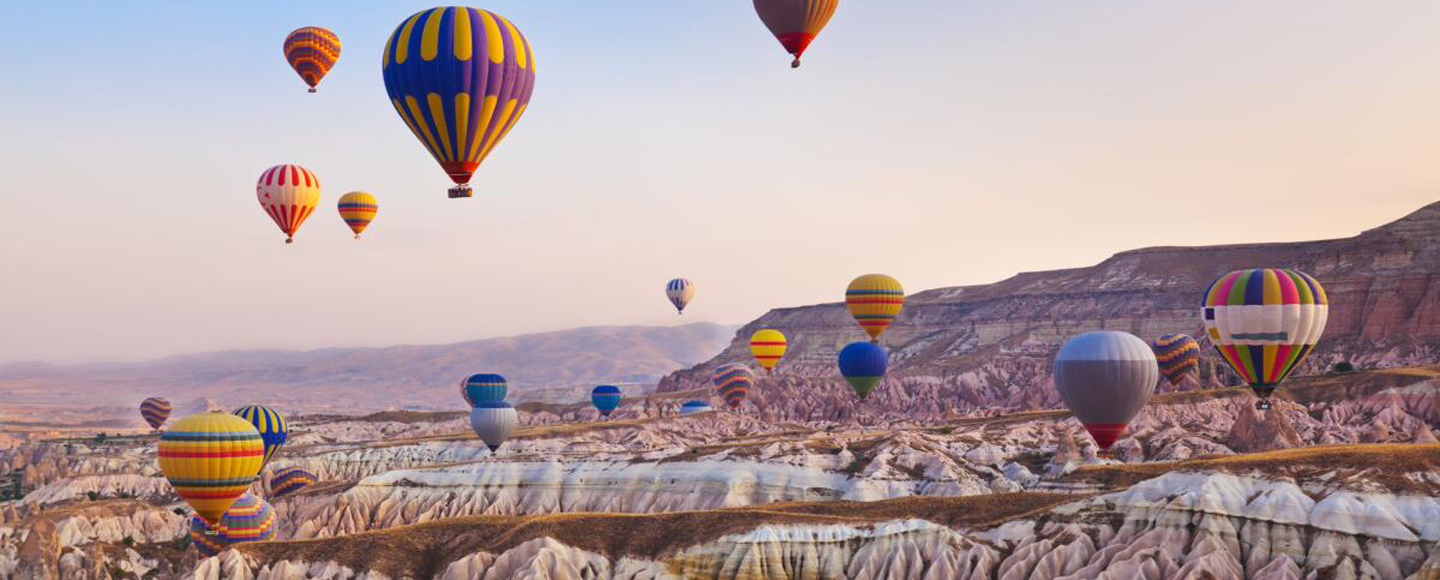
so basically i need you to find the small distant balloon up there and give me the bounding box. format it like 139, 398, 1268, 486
666, 279, 695, 314
461, 373, 508, 408
846, 274, 904, 342
749, 329, 787, 371
591, 385, 622, 417
712, 363, 754, 409
1052, 331, 1159, 451
337, 191, 378, 238
189, 493, 277, 557
256, 164, 321, 244
838, 341, 887, 400
753, 0, 838, 68
140, 397, 171, 430
1152, 334, 1201, 387
269, 466, 317, 499
1201, 268, 1328, 410
679, 400, 713, 415
283, 27, 341, 93
470, 401, 517, 452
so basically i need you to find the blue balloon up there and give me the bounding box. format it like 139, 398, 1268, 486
462, 373, 508, 407
838, 342, 888, 399
679, 400, 713, 415
591, 385, 622, 416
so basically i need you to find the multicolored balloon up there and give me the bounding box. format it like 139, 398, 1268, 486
666, 278, 695, 314
268, 466, 318, 499
749, 329, 787, 371
753, 0, 839, 68
846, 274, 904, 342
189, 493, 277, 557
679, 400, 713, 415
382, 7, 537, 198
283, 27, 341, 93
232, 405, 288, 468
140, 397, 171, 430
337, 191, 378, 238
837, 341, 887, 400
1202, 268, 1328, 410
1052, 332, 1159, 451
591, 385, 622, 417
1152, 334, 1201, 387
461, 373, 508, 408
256, 164, 321, 244
158, 412, 265, 526
470, 400, 517, 452
712, 363, 754, 409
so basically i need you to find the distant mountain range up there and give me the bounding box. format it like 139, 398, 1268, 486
0, 323, 737, 415
658, 202, 1440, 422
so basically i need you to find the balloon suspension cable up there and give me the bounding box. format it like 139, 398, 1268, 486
791, 56, 801, 68
308, 88, 317, 94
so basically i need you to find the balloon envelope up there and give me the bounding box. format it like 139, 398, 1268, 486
140, 397, 171, 430
753, 0, 838, 67
1153, 334, 1201, 386
591, 385, 622, 417
269, 466, 317, 499
1052, 332, 1159, 450
158, 412, 265, 526
233, 405, 288, 468
838, 341, 887, 399
337, 191, 378, 238
470, 401, 517, 452
712, 363, 754, 409
461, 373, 508, 407
846, 274, 903, 342
749, 329, 787, 371
256, 164, 321, 243
283, 27, 340, 92
382, 7, 537, 198
1201, 268, 1328, 407
666, 278, 695, 314
679, 400, 713, 415
189, 492, 277, 557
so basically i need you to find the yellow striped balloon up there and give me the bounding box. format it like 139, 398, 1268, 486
157, 412, 265, 526
749, 329, 787, 371
845, 274, 904, 342
337, 191, 378, 238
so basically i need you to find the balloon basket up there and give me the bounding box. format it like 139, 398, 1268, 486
791, 57, 801, 68
285, 237, 293, 244
307, 88, 317, 94
448, 185, 473, 199
1255, 399, 1271, 411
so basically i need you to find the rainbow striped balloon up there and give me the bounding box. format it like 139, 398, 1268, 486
1201, 268, 1328, 409
256, 164, 321, 244
337, 191, 378, 238
1152, 334, 1201, 387
846, 274, 904, 342
140, 397, 171, 430
269, 466, 318, 499
712, 363, 754, 409
189, 492, 277, 557
283, 26, 341, 93
233, 405, 288, 468
382, 7, 537, 198
749, 329, 787, 371
158, 413, 265, 526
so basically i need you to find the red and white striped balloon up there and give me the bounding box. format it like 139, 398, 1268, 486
256, 164, 321, 244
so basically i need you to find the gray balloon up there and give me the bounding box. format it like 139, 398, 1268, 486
1052, 331, 1159, 449
469, 403, 517, 453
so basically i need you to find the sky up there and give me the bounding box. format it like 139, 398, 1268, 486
4, 1, 1440, 363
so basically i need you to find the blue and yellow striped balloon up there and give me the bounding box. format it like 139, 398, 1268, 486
382, 6, 537, 198
269, 466, 318, 499
189, 492, 277, 557
1201, 268, 1328, 409
158, 412, 265, 526
232, 405, 288, 468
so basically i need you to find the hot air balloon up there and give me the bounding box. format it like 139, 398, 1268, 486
256, 164, 321, 244
337, 191, 378, 238
666, 278, 695, 314
233, 405, 288, 469
591, 385, 622, 417
1153, 334, 1201, 387
1052, 332, 1159, 452
712, 363, 754, 409
753, 0, 838, 68
158, 412, 265, 526
838, 341, 887, 400
749, 329, 787, 371
679, 400, 713, 415
470, 400, 517, 452
1202, 268, 1328, 410
269, 466, 317, 499
283, 27, 341, 93
382, 7, 537, 199
461, 373, 508, 408
846, 274, 903, 342
140, 397, 172, 431
189, 493, 277, 557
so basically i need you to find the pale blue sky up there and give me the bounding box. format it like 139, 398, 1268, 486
4, 1, 1440, 362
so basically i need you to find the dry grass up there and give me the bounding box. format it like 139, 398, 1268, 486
1060, 443, 1440, 492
